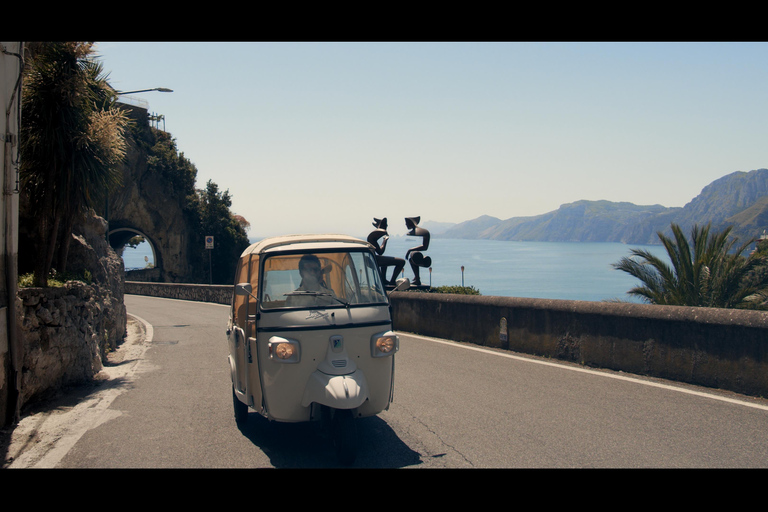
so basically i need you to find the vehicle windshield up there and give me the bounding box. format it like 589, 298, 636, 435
260, 249, 388, 309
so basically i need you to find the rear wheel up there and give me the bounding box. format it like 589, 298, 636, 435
233, 385, 248, 425
332, 409, 357, 465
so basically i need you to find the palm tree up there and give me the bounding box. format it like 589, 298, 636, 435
612, 223, 768, 309
20, 42, 128, 287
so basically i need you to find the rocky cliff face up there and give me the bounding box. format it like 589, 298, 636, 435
104, 106, 197, 282
672, 169, 768, 236
15, 211, 126, 407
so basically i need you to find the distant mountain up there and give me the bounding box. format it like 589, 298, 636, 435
672, 169, 768, 237
430, 215, 500, 239
435, 168, 768, 245
725, 196, 768, 236
420, 220, 458, 236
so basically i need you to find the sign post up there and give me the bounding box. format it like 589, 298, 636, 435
206, 236, 214, 284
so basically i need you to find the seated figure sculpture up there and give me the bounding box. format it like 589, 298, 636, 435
367, 217, 405, 287
404, 216, 431, 286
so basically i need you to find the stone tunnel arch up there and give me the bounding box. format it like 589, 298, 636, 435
108, 227, 162, 280
98, 102, 198, 283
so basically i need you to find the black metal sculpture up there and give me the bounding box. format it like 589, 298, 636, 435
368, 216, 432, 289
404, 216, 431, 286
367, 218, 405, 287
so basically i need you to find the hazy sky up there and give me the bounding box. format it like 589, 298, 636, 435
94, 41, 768, 238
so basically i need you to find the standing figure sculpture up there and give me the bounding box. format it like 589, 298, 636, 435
367, 217, 405, 287
404, 216, 431, 286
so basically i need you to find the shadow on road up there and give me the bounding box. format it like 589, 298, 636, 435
0, 373, 135, 468
235, 412, 422, 468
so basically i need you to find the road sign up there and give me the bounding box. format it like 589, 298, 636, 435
205, 236, 214, 250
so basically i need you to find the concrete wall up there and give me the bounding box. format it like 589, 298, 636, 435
125, 282, 768, 398
390, 292, 768, 398
2, 42, 22, 426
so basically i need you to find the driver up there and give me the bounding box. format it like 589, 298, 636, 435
286, 254, 338, 307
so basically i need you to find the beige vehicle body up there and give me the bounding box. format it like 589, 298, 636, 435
226, 234, 399, 425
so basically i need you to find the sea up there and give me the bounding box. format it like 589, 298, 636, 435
121, 236, 669, 303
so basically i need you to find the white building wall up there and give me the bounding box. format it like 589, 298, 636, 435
1, 41, 22, 424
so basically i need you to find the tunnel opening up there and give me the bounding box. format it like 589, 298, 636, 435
109, 228, 162, 281
122, 236, 155, 270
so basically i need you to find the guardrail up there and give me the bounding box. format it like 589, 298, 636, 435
125, 282, 768, 398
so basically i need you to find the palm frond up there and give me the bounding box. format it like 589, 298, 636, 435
613, 222, 768, 310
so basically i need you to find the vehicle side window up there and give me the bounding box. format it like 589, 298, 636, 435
349, 251, 387, 303
231, 254, 258, 330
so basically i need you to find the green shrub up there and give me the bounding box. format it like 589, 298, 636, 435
426, 285, 481, 295
19, 269, 92, 288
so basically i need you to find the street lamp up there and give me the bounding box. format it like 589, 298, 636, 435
117, 87, 173, 95
116, 87, 172, 129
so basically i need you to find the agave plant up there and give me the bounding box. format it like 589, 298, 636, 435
613, 223, 768, 309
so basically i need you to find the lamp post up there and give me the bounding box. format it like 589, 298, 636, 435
116, 87, 173, 95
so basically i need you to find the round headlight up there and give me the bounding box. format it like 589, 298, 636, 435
268, 336, 300, 363
274, 342, 295, 359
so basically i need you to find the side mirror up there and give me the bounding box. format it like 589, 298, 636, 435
392, 278, 411, 292
235, 283, 252, 296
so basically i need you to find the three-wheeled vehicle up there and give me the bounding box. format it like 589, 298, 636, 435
226, 234, 404, 464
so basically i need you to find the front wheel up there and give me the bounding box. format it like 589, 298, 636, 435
332, 409, 357, 465
233, 385, 248, 425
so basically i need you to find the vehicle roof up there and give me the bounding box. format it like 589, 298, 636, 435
239, 234, 372, 257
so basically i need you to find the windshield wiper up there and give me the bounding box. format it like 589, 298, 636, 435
283, 291, 349, 306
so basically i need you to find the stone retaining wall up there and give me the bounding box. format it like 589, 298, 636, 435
125, 281, 232, 305
124, 267, 162, 282
6, 213, 127, 416
124, 282, 768, 398
17, 281, 126, 406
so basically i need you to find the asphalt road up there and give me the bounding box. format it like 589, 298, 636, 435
6, 294, 768, 468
